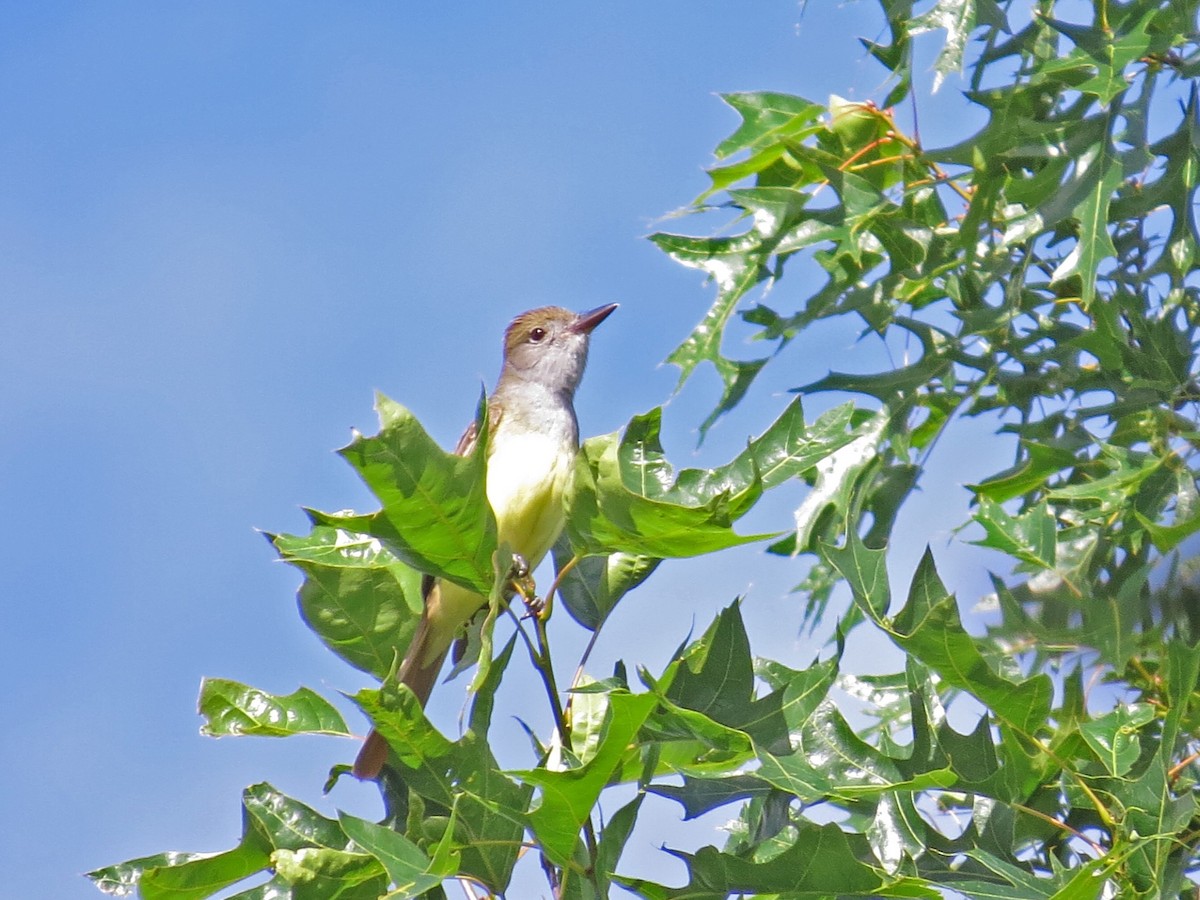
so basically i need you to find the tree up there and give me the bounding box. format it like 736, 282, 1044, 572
90, 2, 1200, 897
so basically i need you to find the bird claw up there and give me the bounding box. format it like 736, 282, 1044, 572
504, 554, 545, 619
521, 593, 547, 619
507, 555, 535, 599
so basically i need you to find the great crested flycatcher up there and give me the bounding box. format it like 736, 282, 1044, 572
353, 302, 618, 780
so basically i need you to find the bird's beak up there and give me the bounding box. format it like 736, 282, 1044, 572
570, 303, 619, 335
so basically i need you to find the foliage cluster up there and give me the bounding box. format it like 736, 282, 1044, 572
92, 1, 1200, 897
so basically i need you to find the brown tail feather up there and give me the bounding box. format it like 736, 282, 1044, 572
352, 610, 450, 780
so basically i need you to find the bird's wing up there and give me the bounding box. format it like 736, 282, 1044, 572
452, 397, 503, 457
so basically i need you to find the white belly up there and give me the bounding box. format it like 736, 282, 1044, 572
485, 431, 571, 568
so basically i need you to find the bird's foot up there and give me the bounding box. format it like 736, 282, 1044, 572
521, 592, 547, 619
504, 556, 537, 614
505, 554, 545, 619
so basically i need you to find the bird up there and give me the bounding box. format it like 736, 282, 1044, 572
353, 302, 618, 779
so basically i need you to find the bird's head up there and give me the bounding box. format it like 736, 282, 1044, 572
501, 303, 617, 395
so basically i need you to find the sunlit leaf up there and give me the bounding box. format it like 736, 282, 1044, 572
272, 847, 387, 900
970, 499, 1057, 569
198, 679, 349, 738
334, 393, 497, 593
714, 92, 824, 160
567, 425, 771, 558
270, 526, 422, 680
338, 813, 457, 897
1078, 702, 1154, 777
515, 691, 657, 867
352, 685, 529, 890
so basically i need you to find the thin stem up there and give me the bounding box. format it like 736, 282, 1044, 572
541, 554, 581, 622
1010, 802, 1106, 856
1169, 749, 1200, 784
572, 626, 604, 691
510, 565, 601, 891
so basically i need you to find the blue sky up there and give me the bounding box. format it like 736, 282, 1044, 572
2, 4, 1015, 896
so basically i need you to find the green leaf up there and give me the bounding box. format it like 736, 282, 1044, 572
786, 408, 890, 556
242, 783, 351, 852
820, 527, 891, 621
800, 319, 955, 402
618, 822, 883, 897
224, 877, 294, 899
969, 442, 1080, 503
87, 853, 214, 898
829, 543, 1055, 745
909, 0, 991, 91
641, 698, 756, 778
1078, 702, 1155, 777
137, 844, 273, 900
567, 425, 770, 558
1048, 144, 1122, 307
892, 550, 1053, 737
714, 91, 824, 159
1138, 504, 1200, 552
647, 775, 773, 819
663, 602, 755, 726
1046, 857, 1116, 900
755, 701, 955, 803
619, 398, 857, 504
198, 679, 350, 738
352, 685, 529, 891
867, 791, 927, 873
653, 232, 766, 405
335, 393, 497, 593
272, 847, 387, 900
270, 525, 423, 680
337, 812, 457, 897
1047, 445, 1164, 509
89, 783, 345, 900
516, 691, 657, 867
970, 499, 1057, 569
551, 535, 659, 631
774, 652, 842, 735
961, 848, 1061, 899
594, 794, 644, 896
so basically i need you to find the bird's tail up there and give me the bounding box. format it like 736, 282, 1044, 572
351, 611, 447, 780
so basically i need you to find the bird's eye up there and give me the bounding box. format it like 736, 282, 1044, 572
529, 327, 547, 342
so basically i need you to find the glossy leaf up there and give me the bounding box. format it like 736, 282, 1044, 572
89, 783, 349, 899
891, 549, 1053, 736
713, 91, 824, 160
970, 499, 1057, 569
272, 847, 387, 900
551, 535, 659, 631
566, 424, 770, 558
515, 691, 657, 867
198, 679, 350, 738
352, 685, 529, 891
270, 525, 422, 680
337, 813, 457, 897
335, 392, 497, 594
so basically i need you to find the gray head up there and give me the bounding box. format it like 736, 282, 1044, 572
500, 304, 617, 396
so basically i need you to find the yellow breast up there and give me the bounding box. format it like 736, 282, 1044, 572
485, 430, 572, 569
